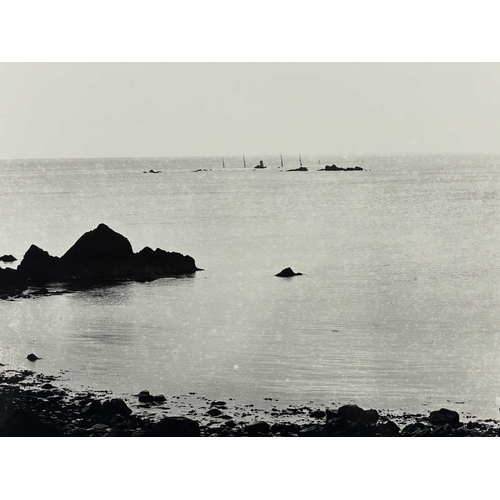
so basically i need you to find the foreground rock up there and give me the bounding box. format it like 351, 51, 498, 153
276, 267, 303, 277
1, 224, 201, 296
1, 369, 499, 437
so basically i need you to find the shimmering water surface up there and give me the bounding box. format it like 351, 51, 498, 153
1, 154, 499, 417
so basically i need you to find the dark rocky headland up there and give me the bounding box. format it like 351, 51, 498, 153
0, 223, 201, 299
1, 368, 498, 437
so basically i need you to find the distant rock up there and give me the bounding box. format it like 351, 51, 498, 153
27, 353, 40, 362
286, 167, 308, 172
275, 267, 303, 277
143, 169, 161, 174
0, 254, 17, 262
254, 160, 267, 169
319, 164, 364, 172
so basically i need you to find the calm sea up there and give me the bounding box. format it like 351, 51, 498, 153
1, 154, 499, 418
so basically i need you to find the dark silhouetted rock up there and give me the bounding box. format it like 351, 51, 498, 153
337, 405, 379, 425
8, 224, 200, 290
210, 400, 227, 408
298, 424, 325, 437
245, 421, 271, 435
271, 422, 301, 435
102, 398, 132, 417
81, 400, 102, 417
275, 267, 303, 277
376, 420, 400, 437
430, 424, 455, 436
138, 392, 155, 403
207, 408, 223, 417
62, 223, 133, 263
0, 254, 17, 262
428, 408, 460, 426
310, 409, 326, 419
0, 267, 26, 290
324, 416, 351, 436
150, 416, 200, 437
153, 394, 166, 403
254, 160, 267, 169
401, 422, 431, 436
17, 245, 61, 282
287, 167, 308, 172
26, 353, 40, 362
319, 164, 365, 172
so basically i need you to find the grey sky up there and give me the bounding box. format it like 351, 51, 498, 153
0, 62, 499, 159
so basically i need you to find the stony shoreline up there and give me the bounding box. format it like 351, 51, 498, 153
1, 368, 499, 437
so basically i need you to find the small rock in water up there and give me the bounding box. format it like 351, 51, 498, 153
0, 254, 17, 262
207, 408, 223, 417
27, 353, 40, 362
210, 401, 227, 408
275, 267, 303, 277
153, 394, 166, 403
137, 390, 155, 403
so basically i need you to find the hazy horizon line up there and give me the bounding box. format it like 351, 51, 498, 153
2, 152, 500, 162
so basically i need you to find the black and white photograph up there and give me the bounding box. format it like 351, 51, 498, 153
0, 1, 499, 497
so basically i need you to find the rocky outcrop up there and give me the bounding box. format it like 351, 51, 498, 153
1, 224, 201, 293
17, 245, 62, 282
287, 167, 308, 172
319, 164, 364, 171
275, 267, 303, 277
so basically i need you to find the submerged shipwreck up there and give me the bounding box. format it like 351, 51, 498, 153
0, 223, 201, 295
